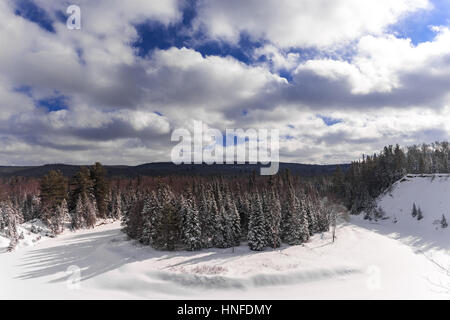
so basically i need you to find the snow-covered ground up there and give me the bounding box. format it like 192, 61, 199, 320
1, 175, 450, 300
0, 219, 53, 252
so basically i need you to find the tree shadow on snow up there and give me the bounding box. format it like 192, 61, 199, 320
15, 227, 270, 284
352, 216, 450, 253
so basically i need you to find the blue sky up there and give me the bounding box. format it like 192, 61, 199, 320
13, 0, 449, 72
390, 0, 450, 45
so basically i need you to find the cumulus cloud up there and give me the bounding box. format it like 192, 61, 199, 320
0, 0, 449, 166
193, 0, 431, 48
284, 28, 450, 112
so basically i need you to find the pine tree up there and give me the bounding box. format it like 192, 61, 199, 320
182, 195, 202, 251
227, 194, 241, 247
84, 195, 98, 228
248, 192, 266, 251
263, 188, 282, 249
441, 214, 448, 229
2, 201, 19, 251
411, 203, 418, 218
140, 192, 160, 246
39, 170, 67, 226
0, 202, 5, 231
50, 199, 68, 235
71, 196, 85, 230
417, 207, 424, 221
153, 185, 179, 251
304, 196, 318, 236
317, 198, 331, 232
198, 189, 215, 248
111, 191, 123, 219
90, 163, 109, 219
284, 190, 310, 245
212, 198, 225, 248
69, 167, 93, 212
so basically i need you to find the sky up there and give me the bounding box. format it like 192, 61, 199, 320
1, 0, 450, 166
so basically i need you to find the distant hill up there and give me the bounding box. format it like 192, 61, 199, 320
0, 162, 350, 178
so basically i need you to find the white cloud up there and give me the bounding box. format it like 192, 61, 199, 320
0, 0, 449, 166
294, 28, 450, 97
194, 0, 430, 48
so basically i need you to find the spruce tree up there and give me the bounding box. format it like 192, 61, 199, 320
284, 190, 310, 245
71, 196, 85, 230
441, 215, 448, 229
248, 192, 266, 251
50, 199, 68, 235
39, 170, 67, 226
198, 190, 215, 248
3, 201, 19, 251
0, 202, 5, 231
140, 192, 160, 246
263, 188, 282, 249
182, 194, 202, 251
111, 191, 123, 219
411, 203, 418, 218
70, 167, 93, 212
84, 195, 98, 228
227, 194, 242, 247
154, 185, 179, 251
90, 162, 109, 219
305, 196, 318, 236
417, 207, 424, 221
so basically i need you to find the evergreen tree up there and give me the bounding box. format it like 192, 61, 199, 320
411, 203, 418, 218
50, 199, 68, 235
198, 189, 215, 248
69, 167, 93, 212
154, 185, 179, 251
304, 196, 319, 236
1, 201, 19, 251
0, 202, 7, 231
227, 194, 242, 247
71, 196, 85, 230
181, 195, 202, 251
236, 193, 250, 240
441, 214, 448, 229
284, 190, 310, 245
90, 163, 109, 219
417, 207, 424, 221
263, 188, 281, 249
111, 191, 123, 219
84, 195, 98, 228
248, 192, 266, 251
140, 192, 160, 246
39, 170, 67, 225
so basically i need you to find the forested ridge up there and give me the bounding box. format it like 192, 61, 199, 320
1, 141, 448, 252
333, 141, 450, 216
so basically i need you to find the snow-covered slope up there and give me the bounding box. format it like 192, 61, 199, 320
2, 176, 450, 300
373, 174, 450, 252
1, 218, 449, 299
378, 174, 450, 224
0, 219, 53, 253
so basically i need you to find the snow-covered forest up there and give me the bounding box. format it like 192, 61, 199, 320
1, 142, 450, 253
0, 163, 333, 252
2, 141, 450, 299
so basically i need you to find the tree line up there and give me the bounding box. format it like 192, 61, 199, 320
0, 165, 334, 252
332, 141, 450, 216
122, 174, 333, 251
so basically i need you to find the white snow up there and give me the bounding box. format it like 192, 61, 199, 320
1, 176, 450, 300
0, 219, 53, 252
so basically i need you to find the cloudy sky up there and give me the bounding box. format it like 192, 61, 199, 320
1, 0, 450, 166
